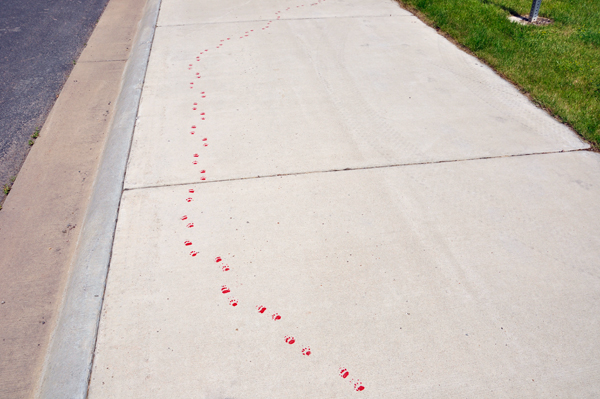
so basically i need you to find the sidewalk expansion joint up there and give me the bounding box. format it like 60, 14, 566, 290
157, 14, 414, 28
124, 148, 589, 192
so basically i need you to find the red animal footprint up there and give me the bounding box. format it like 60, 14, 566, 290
193, 153, 199, 157
272, 313, 281, 321
229, 298, 238, 307
181, 215, 188, 220
202, 138, 207, 141
284, 336, 296, 344
190, 131, 195, 135
190, 251, 198, 257
192, 125, 196, 129
186, 198, 193, 202
184, 240, 192, 246
215, 256, 222, 263
302, 347, 311, 356
189, 189, 195, 193
221, 285, 230, 294
192, 161, 198, 165
256, 305, 267, 314
186, 223, 194, 228
339, 368, 349, 379
222, 264, 230, 272
200, 170, 206, 173
353, 380, 365, 392
201, 177, 206, 181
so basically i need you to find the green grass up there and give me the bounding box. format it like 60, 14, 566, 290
396, 0, 600, 148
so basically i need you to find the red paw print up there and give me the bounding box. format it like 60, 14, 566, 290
221, 285, 230, 294
302, 346, 311, 356
221, 264, 230, 272
181, 215, 188, 220
353, 380, 365, 392
215, 256, 222, 263
256, 305, 267, 313
184, 240, 192, 246
284, 336, 296, 344
200, 170, 206, 174
339, 368, 349, 379
229, 297, 238, 307
190, 251, 198, 257
186, 198, 193, 202
189, 189, 195, 193
193, 154, 199, 157
186, 223, 194, 228
272, 313, 281, 321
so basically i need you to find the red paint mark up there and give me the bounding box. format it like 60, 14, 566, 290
197, 76, 201, 79
221, 285, 230, 294
192, 161, 198, 165
284, 336, 296, 345
201, 92, 205, 94
222, 264, 230, 272
203, 143, 208, 147
215, 257, 222, 263
189, 189, 195, 193
339, 368, 349, 379
256, 305, 267, 313
190, 82, 194, 84
353, 381, 365, 392
200, 112, 205, 115
193, 107, 197, 110
181, 215, 188, 220
201, 177, 206, 181
202, 96, 206, 98
190, 251, 198, 257
190, 131, 195, 135
196, 73, 199, 76
192, 125, 197, 128
227, 38, 230, 40
302, 347, 311, 356
194, 154, 199, 157
272, 313, 281, 321
186, 198, 193, 202
229, 298, 238, 307
186, 223, 194, 228
193, 102, 198, 105
202, 138, 207, 141
184, 240, 192, 246
189, 64, 192, 66
200, 169, 206, 173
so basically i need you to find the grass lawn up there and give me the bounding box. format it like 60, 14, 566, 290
395, 0, 600, 148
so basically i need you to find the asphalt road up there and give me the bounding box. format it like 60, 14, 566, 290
0, 0, 110, 203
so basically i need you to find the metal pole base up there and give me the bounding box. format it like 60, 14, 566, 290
529, 0, 542, 22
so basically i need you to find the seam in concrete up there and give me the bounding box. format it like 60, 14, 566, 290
123, 148, 589, 192
35, 0, 162, 398
156, 13, 414, 28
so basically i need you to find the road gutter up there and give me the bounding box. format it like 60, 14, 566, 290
36, 0, 162, 397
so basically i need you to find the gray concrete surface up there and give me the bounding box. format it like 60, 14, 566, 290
86, 0, 599, 397
0, 0, 111, 204
0, 0, 149, 397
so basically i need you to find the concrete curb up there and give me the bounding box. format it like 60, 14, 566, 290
36, 0, 161, 397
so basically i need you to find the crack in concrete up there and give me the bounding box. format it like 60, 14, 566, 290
124, 148, 590, 192
157, 13, 414, 28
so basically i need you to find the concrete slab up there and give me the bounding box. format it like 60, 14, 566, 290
89, 151, 600, 398
156, 0, 411, 27
124, 4, 587, 190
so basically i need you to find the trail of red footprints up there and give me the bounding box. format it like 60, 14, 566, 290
179, 0, 364, 392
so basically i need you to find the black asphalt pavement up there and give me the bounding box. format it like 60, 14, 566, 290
0, 0, 110, 203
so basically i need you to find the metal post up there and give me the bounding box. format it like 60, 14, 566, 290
529, 0, 543, 22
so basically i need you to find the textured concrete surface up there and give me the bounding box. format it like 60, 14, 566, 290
91, 151, 600, 398
0, 0, 111, 204
87, 0, 599, 397
0, 0, 148, 397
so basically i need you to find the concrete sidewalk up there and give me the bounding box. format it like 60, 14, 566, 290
73, 0, 600, 397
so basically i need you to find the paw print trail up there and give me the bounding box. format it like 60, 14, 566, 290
175, 0, 366, 393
